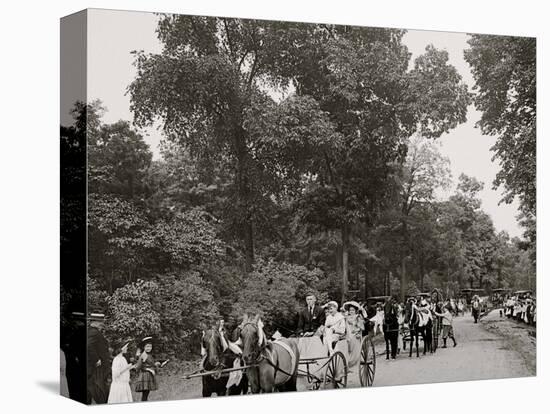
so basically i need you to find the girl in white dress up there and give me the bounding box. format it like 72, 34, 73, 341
323, 301, 346, 355
108, 341, 135, 404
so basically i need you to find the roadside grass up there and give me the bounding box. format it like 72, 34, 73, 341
130, 359, 202, 402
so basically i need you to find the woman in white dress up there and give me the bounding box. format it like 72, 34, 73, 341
108, 341, 135, 404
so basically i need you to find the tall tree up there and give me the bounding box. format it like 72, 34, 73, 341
269, 31, 470, 301
464, 35, 536, 249
397, 135, 451, 299
129, 17, 338, 270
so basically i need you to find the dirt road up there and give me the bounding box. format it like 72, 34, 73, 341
348, 310, 535, 389
151, 310, 535, 400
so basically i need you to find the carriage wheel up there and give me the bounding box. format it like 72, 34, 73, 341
323, 351, 348, 389
359, 335, 376, 387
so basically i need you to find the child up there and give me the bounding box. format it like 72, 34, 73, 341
322, 301, 346, 355
134, 337, 162, 402
434, 305, 457, 348
108, 341, 134, 404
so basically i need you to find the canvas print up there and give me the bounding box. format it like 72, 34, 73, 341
60, 8, 536, 404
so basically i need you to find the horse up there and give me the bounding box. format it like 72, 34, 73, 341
403, 301, 433, 357
237, 314, 299, 393
201, 326, 248, 397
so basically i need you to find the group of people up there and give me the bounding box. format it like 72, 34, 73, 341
61, 312, 165, 405
293, 293, 459, 364
503, 296, 536, 325
295, 295, 367, 367
362, 295, 460, 359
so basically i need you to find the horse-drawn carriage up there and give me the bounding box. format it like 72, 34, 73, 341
400, 290, 445, 356
296, 331, 376, 389
183, 315, 376, 394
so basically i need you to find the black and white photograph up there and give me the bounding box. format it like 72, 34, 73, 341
4, 1, 549, 413
59, 7, 537, 404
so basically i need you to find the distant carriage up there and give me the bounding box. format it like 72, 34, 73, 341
491, 288, 511, 304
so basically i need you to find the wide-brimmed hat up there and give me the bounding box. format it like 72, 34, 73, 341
342, 301, 361, 311
323, 301, 338, 310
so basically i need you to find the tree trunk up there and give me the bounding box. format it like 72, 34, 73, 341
419, 255, 425, 291
341, 224, 350, 304
235, 129, 254, 272
364, 259, 371, 301
400, 218, 408, 301
400, 257, 407, 302
243, 221, 254, 272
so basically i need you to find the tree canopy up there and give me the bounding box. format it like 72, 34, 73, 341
464, 35, 536, 251
64, 20, 536, 361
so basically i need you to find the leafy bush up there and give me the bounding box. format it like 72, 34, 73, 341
231, 259, 327, 333
154, 271, 220, 358
88, 276, 109, 312
106, 279, 161, 342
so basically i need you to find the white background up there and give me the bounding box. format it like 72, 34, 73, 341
0, 0, 547, 412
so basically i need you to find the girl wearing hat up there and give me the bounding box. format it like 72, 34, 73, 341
134, 337, 162, 401
322, 301, 347, 355
108, 341, 135, 404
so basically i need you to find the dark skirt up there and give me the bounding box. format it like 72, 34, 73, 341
134, 371, 157, 392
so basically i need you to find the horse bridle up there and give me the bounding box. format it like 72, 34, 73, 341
240, 322, 296, 380
240, 322, 267, 365
202, 329, 227, 376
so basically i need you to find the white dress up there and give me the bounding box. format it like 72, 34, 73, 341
60, 349, 69, 398
323, 312, 346, 355
108, 355, 133, 404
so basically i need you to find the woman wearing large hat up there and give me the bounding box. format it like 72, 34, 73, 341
342, 301, 365, 368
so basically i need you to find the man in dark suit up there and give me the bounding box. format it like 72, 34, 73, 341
87, 313, 110, 404
296, 294, 326, 336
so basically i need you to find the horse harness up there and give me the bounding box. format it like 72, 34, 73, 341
264, 340, 297, 382
241, 322, 297, 381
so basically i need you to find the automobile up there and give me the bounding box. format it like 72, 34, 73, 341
513, 290, 533, 300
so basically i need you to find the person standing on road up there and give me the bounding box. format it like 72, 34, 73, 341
471, 296, 480, 323
434, 304, 457, 348
383, 296, 400, 359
